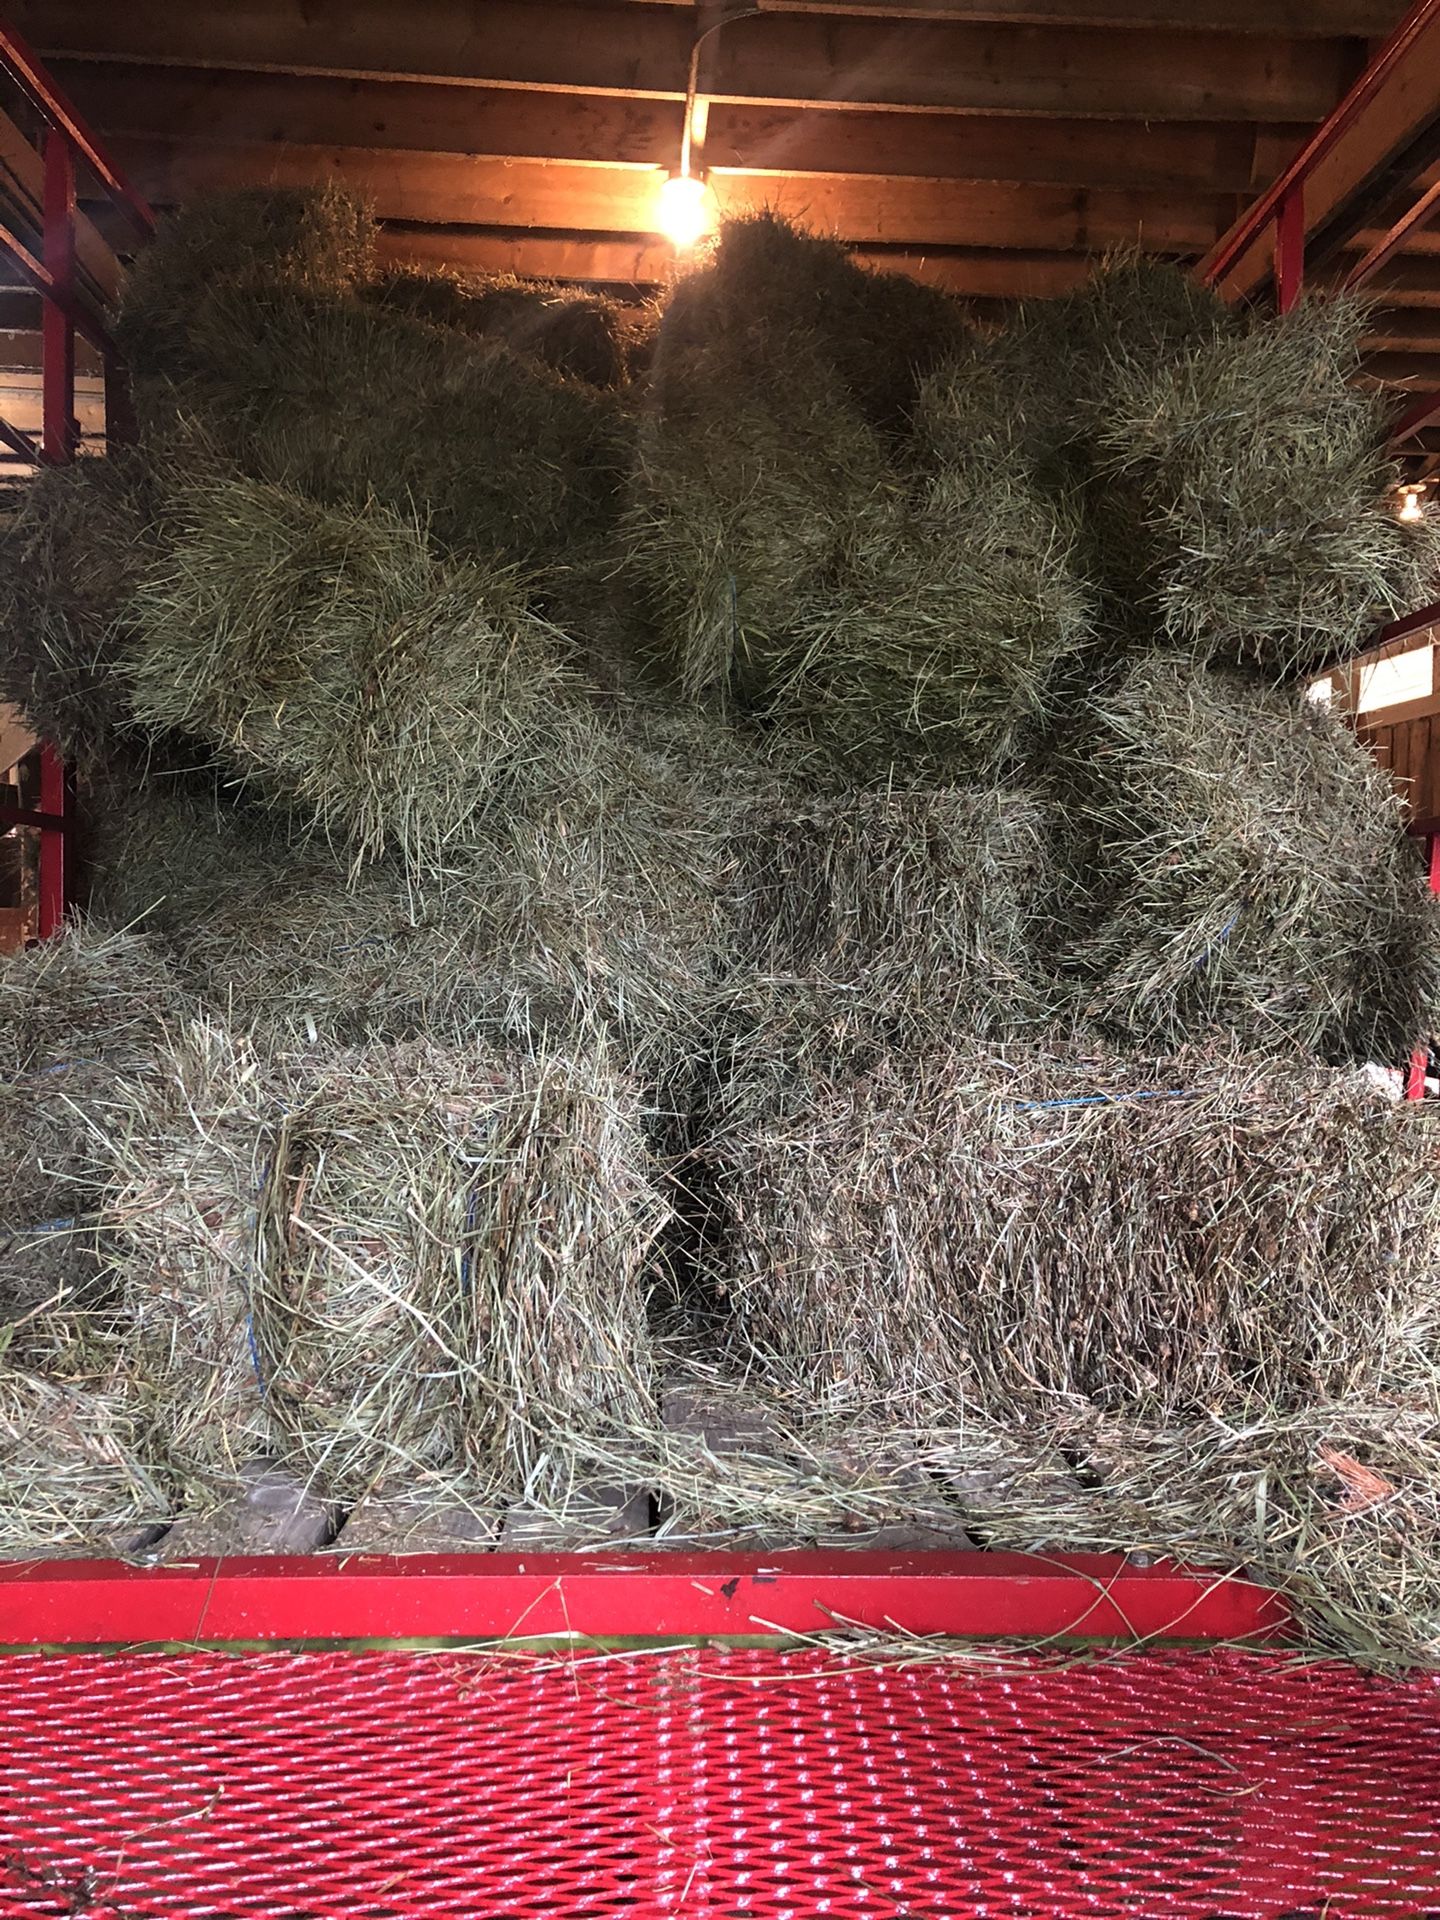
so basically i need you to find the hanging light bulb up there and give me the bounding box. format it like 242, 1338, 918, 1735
1399, 485, 1426, 524
657, 168, 711, 249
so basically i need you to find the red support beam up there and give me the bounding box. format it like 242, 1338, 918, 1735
0, 1552, 1290, 1652
1274, 180, 1305, 312
1346, 175, 1440, 291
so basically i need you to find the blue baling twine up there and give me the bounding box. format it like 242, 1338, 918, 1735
1192, 898, 1249, 973
1006, 1089, 1193, 1113
243, 1149, 274, 1399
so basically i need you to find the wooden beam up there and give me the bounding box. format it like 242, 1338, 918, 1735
112, 137, 1233, 251
1367, 307, 1440, 348
1202, 6, 1440, 301
624, 0, 1397, 29
375, 224, 1093, 296
50, 61, 1303, 194
1361, 348, 1440, 387
1358, 256, 1440, 303
11, 1, 1358, 123
0, 328, 104, 375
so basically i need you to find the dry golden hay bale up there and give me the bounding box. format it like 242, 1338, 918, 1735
631, 247, 1090, 776
1049, 653, 1440, 1059
726, 784, 1053, 1046
122, 477, 597, 868
0, 1369, 173, 1556
115, 184, 376, 376
134, 282, 628, 574
0, 454, 161, 770
365, 266, 629, 388
94, 1023, 670, 1503
700, 1034, 1440, 1425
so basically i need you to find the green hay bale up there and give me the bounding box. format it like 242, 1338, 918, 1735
0, 454, 159, 769
631, 260, 1090, 776
671, 212, 972, 437
134, 284, 626, 573
365, 266, 628, 388
726, 784, 1052, 1047
1049, 653, 1440, 1058
123, 477, 595, 867
95, 1023, 668, 1503
0, 928, 186, 1326
701, 1035, 1440, 1425
1093, 294, 1440, 676
85, 705, 747, 1083
115, 184, 376, 377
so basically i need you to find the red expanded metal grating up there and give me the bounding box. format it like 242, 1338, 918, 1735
2, 1649, 1439, 1917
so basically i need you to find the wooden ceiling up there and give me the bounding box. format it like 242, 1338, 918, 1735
9, 0, 1440, 450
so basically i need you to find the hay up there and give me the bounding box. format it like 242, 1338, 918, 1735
93, 1024, 669, 1504
725, 784, 1052, 1047
966, 1403, 1440, 1671
115, 184, 376, 378
85, 701, 756, 1084
134, 284, 627, 574
0, 454, 160, 769
700, 1034, 1440, 1424
630, 229, 1090, 776
0, 1370, 172, 1556
1092, 294, 1440, 676
1048, 653, 1440, 1058
670, 212, 971, 438
0, 928, 186, 1328
365, 266, 628, 388
123, 477, 595, 867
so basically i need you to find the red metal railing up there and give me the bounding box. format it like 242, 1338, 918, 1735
0, 26, 152, 939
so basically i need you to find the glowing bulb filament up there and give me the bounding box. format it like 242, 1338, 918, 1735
657, 171, 711, 249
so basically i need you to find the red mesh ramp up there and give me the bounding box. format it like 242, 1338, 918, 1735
2, 1649, 1439, 1917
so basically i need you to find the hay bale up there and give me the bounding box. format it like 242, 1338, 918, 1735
123, 477, 596, 867
631, 242, 1090, 776
365, 266, 628, 388
86, 706, 754, 1084
701, 1035, 1440, 1423
1093, 294, 1440, 675
0, 454, 160, 769
0, 928, 186, 1324
0, 1370, 172, 1556
95, 1025, 669, 1503
726, 784, 1052, 1046
134, 284, 626, 573
1049, 654, 1440, 1058
670, 212, 971, 437
115, 184, 376, 377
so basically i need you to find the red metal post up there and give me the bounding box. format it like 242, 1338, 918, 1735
1274, 181, 1305, 313
41, 129, 76, 466
1407, 832, 1440, 1098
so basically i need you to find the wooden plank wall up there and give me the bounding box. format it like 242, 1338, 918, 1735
1357, 712, 1440, 827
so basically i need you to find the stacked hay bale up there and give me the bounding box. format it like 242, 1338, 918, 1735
627, 215, 1094, 778
92, 1021, 669, 1509
3, 189, 1440, 1656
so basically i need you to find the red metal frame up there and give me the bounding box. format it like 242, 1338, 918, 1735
0, 37, 153, 939
1203, 0, 1440, 291
0, 1551, 1288, 1650
1273, 181, 1305, 313
1406, 828, 1440, 1098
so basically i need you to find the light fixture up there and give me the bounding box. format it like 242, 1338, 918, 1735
657, 167, 712, 249
1398, 484, 1426, 524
